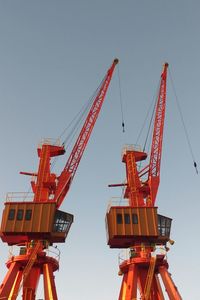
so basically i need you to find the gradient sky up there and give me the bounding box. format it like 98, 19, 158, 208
0, 1, 199, 299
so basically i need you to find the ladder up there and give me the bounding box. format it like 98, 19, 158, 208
17, 241, 42, 295
143, 256, 156, 300
22, 241, 42, 282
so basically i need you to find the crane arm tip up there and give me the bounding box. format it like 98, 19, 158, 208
114, 58, 119, 65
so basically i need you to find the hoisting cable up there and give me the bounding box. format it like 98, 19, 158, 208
62, 96, 93, 146
59, 76, 106, 146
169, 68, 198, 174
143, 95, 157, 153
117, 64, 125, 133
57, 97, 92, 144
50, 96, 94, 171
50, 75, 106, 171
135, 79, 161, 152
143, 80, 162, 154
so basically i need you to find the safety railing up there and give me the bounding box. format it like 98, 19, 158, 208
121, 144, 142, 158
107, 197, 129, 212
5, 192, 34, 202
45, 245, 61, 262
38, 138, 61, 148
8, 244, 61, 263
118, 246, 167, 265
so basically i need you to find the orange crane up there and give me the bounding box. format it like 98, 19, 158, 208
106, 63, 182, 299
0, 58, 118, 300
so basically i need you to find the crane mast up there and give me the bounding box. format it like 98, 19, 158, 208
0, 58, 118, 300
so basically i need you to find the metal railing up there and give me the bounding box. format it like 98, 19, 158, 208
45, 245, 61, 262
5, 192, 34, 202
8, 244, 61, 262
107, 197, 129, 212
118, 246, 167, 265
38, 138, 61, 148
121, 144, 142, 158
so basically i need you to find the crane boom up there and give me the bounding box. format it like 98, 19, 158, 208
148, 62, 168, 205
149, 63, 168, 178
65, 58, 118, 178
54, 58, 118, 208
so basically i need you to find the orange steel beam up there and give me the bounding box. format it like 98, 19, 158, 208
118, 272, 128, 300
154, 274, 165, 300
33, 144, 51, 202
0, 261, 21, 299
8, 270, 22, 300
43, 263, 58, 300
148, 63, 168, 205
159, 266, 182, 300
123, 151, 145, 206
118, 264, 138, 300
22, 267, 41, 300
143, 257, 156, 299
32, 144, 65, 202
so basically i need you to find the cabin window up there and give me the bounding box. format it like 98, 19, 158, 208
124, 213, 130, 224
53, 210, 73, 233
132, 214, 138, 224
117, 213, 123, 224
25, 209, 32, 221
8, 209, 15, 220
157, 214, 172, 237
17, 209, 24, 221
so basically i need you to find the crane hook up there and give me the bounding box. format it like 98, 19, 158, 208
194, 161, 198, 174
122, 122, 125, 133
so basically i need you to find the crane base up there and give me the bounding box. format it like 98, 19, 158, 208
118, 249, 182, 300
0, 242, 59, 300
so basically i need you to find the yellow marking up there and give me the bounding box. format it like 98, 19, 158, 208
152, 208, 157, 235
144, 208, 149, 236
144, 257, 156, 300
121, 280, 127, 300
44, 264, 54, 300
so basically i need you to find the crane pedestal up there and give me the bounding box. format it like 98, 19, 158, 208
118, 250, 182, 300
0, 242, 59, 300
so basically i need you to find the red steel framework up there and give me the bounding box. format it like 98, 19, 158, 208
106, 63, 182, 299
0, 59, 118, 299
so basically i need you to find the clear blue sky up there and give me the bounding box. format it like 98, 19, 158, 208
0, 1, 199, 299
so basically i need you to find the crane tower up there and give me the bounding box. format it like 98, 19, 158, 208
0, 59, 118, 300
106, 63, 183, 299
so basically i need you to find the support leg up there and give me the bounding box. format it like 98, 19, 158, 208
0, 261, 21, 300
152, 274, 165, 300
8, 270, 23, 300
43, 263, 58, 300
159, 266, 182, 300
118, 272, 128, 300
119, 264, 138, 300
137, 268, 148, 299
22, 267, 41, 300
